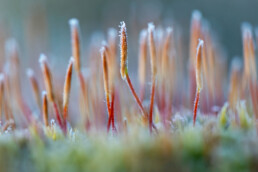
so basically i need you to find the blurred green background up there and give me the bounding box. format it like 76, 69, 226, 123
0, 0, 257, 67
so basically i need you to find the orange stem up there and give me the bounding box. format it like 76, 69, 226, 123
106, 95, 111, 132
63, 105, 68, 133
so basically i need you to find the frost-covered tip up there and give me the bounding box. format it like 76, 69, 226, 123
241, 22, 252, 34
242, 23, 252, 59
39, 54, 47, 65
166, 27, 173, 34
242, 23, 253, 45
5, 38, 17, 53
100, 46, 105, 56
100, 44, 108, 60
39, 54, 54, 102
139, 29, 147, 44
42, 90, 47, 97
196, 39, 204, 92
119, 21, 128, 80
242, 23, 254, 49
101, 40, 108, 48
148, 22, 157, 76
148, 23, 155, 33
26, 68, 34, 77
192, 10, 202, 21
164, 27, 173, 48
5, 38, 19, 65
69, 18, 81, 73
39, 54, 48, 74
69, 18, 79, 28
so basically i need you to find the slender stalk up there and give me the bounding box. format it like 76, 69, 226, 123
108, 90, 116, 132
69, 18, 81, 73
6, 39, 33, 123
105, 33, 117, 132
160, 28, 173, 112
53, 101, 63, 129
228, 58, 241, 111
148, 23, 157, 133
119, 21, 148, 120
100, 46, 112, 131
149, 78, 156, 132
42, 91, 48, 126
78, 71, 89, 117
107, 28, 118, 86
193, 39, 204, 126
69, 18, 89, 126
110, 90, 116, 132
125, 73, 147, 118
63, 57, 74, 131
39, 54, 64, 130
138, 29, 147, 101
27, 68, 41, 109
242, 23, 258, 118
189, 11, 202, 108
193, 91, 200, 125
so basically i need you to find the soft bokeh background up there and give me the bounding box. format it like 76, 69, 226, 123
0, 0, 257, 71
0, 0, 256, 126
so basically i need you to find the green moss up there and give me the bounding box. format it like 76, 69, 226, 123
0, 113, 257, 172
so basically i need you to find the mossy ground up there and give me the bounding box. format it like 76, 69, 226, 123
0, 109, 257, 172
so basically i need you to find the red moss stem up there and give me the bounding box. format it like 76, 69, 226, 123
193, 90, 200, 126
53, 101, 64, 131
110, 91, 116, 132
107, 115, 111, 132
149, 78, 156, 133
125, 73, 147, 118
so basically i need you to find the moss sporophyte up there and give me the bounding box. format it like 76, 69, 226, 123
0, 10, 257, 172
